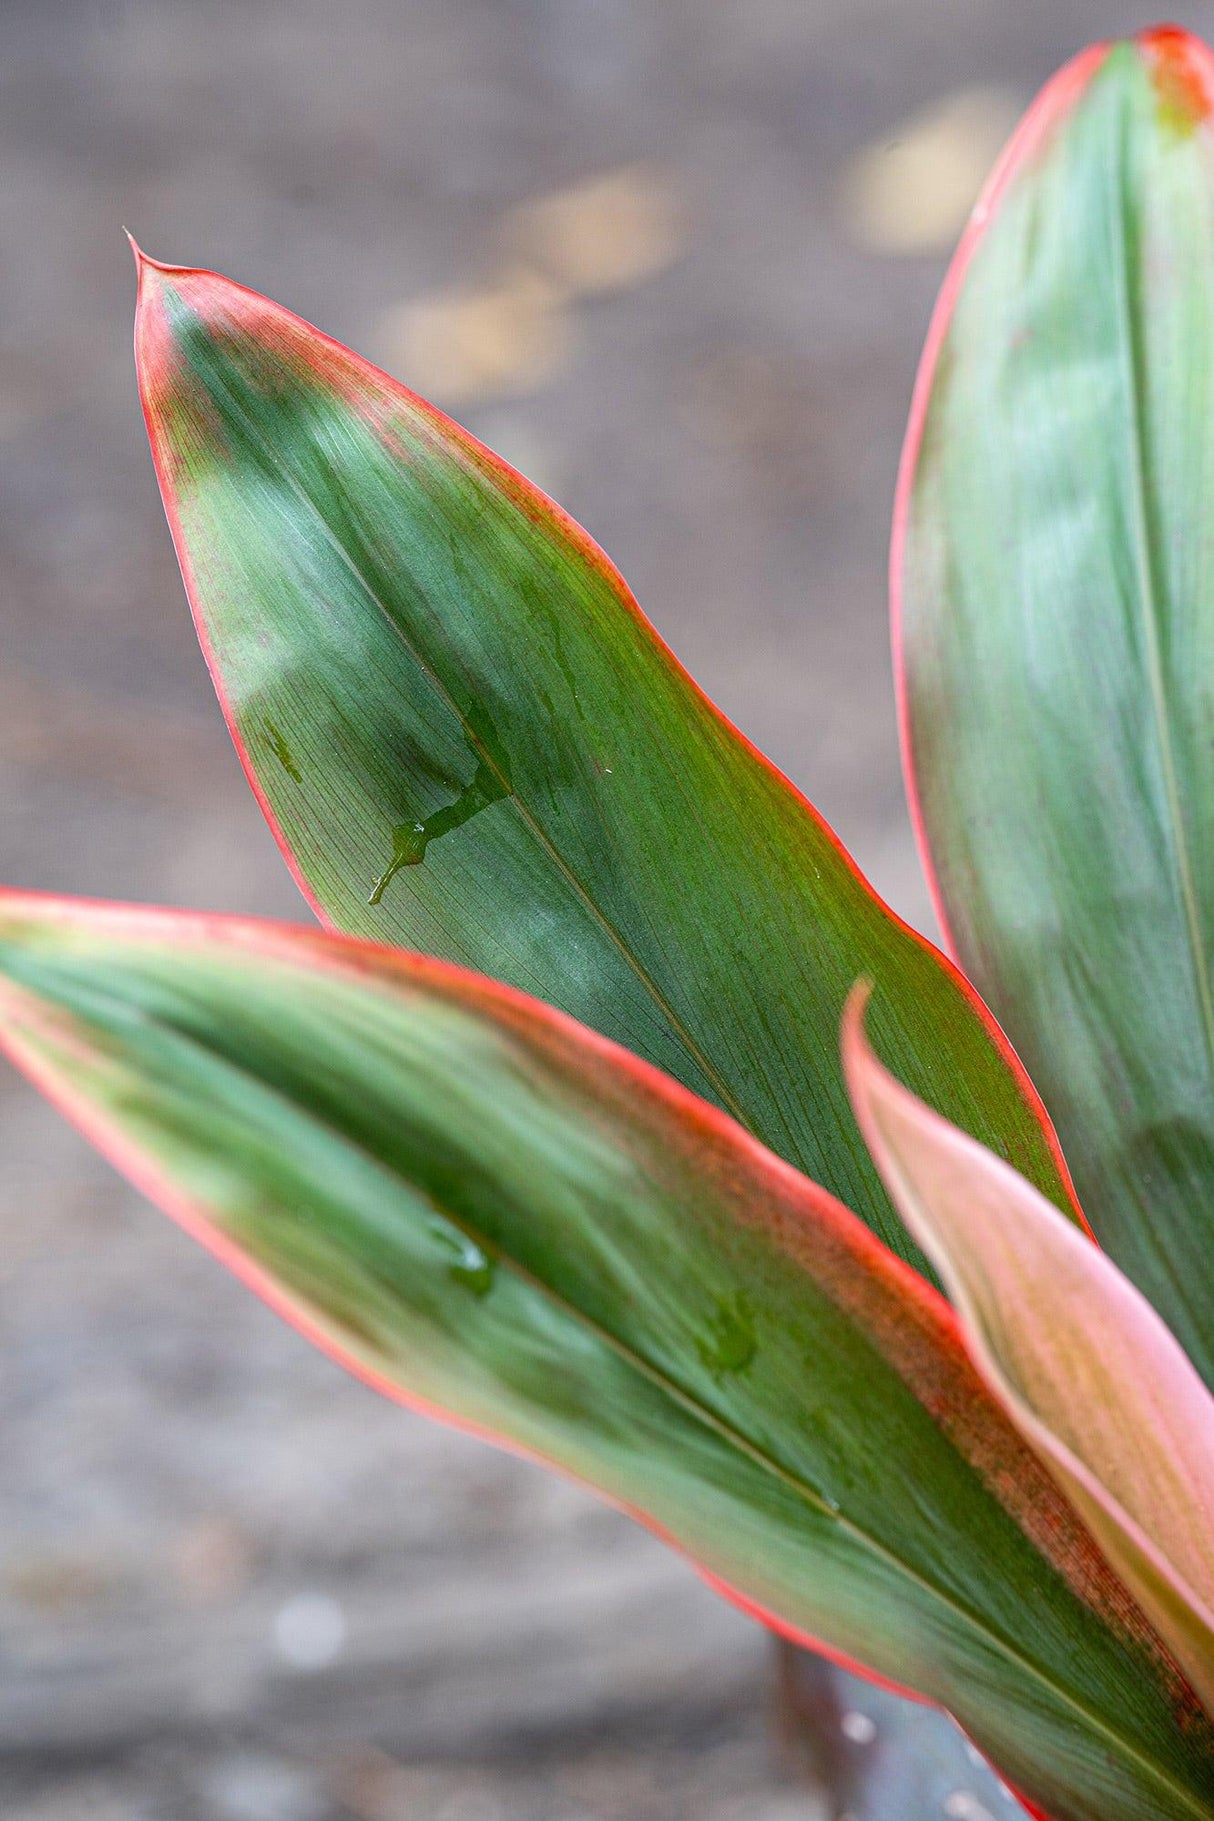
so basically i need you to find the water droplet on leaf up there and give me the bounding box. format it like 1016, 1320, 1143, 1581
369, 703, 512, 905
696, 1291, 756, 1377
429, 1221, 496, 1297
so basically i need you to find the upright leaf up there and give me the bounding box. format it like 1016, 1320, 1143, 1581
894, 28, 1214, 1383
0, 891, 1209, 1821
132, 245, 1081, 1281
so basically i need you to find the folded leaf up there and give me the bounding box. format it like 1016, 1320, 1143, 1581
132, 245, 1081, 1283
844, 985, 1214, 1716
0, 892, 1209, 1821
893, 28, 1214, 1384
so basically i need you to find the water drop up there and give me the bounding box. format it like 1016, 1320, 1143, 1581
368, 701, 512, 905
369, 821, 427, 904
840, 1710, 876, 1744
429, 1221, 496, 1296
696, 1292, 756, 1377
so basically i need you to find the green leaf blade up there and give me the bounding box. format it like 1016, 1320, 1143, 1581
0, 892, 1209, 1821
134, 248, 1080, 1280
894, 30, 1214, 1383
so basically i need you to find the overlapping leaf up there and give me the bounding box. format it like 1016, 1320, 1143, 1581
0, 892, 1208, 1821
894, 28, 1214, 1384
132, 245, 1081, 1282
845, 988, 1214, 1715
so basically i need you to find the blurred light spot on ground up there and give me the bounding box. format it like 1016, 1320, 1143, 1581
839, 87, 1023, 254
378, 267, 573, 405
943, 1793, 999, 1821
504, 164, 687, 297
205, 1751, 325, 1821
272, 1589, 347, 1670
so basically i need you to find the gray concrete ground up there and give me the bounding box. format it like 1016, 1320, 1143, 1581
0, 3, 1208, 1816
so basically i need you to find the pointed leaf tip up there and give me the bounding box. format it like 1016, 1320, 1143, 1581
126, 238, 199, 285
1137, 23, 1214, 124
124, 231, 164, 271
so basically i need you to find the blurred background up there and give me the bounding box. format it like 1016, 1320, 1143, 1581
0, 3, 1208, 1817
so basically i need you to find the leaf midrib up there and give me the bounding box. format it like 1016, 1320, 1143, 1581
64, 964, 1210, 1821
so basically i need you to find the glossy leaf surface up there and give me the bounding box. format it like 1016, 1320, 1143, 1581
132, 248, 1082, 1282
0, 893, 1208, 1821
845, 988, 1214, 1715
894, 29, 1214, 1383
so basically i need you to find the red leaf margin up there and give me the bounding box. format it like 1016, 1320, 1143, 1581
0, 893, 1145, 1658
129, 241, 1088, 1245
0, 886, 951, 1699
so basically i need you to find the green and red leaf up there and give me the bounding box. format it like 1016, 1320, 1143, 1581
133, 246, 1080, 1284
0, 891, 1209, 1821
894, 28, 1214, 1385
845, 987, 1214, 1714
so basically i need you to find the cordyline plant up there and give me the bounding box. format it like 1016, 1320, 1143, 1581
1, 25, 1212, 1821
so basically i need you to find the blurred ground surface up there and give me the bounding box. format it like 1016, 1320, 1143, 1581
1, 3, 1208, 1817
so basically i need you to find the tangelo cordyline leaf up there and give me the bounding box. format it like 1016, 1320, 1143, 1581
893, 27, 1214, 1386
844, 984, 1214, 1718
130, 242, 1082, 1288
0, 893, 1210, 1820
